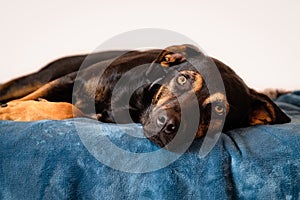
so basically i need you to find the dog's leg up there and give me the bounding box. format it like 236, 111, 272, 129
0, 99, 85, 121
0, 71, 88, 121
17, 71, 78, 103
0, 56, 86, 102
0, 50, 129, 102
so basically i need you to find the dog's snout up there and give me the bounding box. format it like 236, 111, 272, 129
156, 111, 179, 134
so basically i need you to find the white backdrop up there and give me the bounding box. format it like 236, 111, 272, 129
0, 0, 299, 90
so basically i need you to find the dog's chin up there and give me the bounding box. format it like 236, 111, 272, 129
142, 126, 176, 148
143, 121, 212, 151
148, 134, 176, 148
143, 124, 196, 151
143, 128, 199, 153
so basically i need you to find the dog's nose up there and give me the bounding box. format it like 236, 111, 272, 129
156, 113, 178, 134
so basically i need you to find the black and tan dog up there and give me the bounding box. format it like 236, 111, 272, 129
0, 44, 290, 147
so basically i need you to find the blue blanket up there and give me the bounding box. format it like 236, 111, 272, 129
1, 92, 300, 199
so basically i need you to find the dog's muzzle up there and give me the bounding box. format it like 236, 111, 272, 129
153, 107, 180, 136
142, 101, 182, 146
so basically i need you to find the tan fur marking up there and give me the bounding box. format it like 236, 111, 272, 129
19, 80, 60, 101
265, 102, 276, 120
202, 92, 229, 114
249, 109, 272, 125
160, 61, 171, 67
196, 124, 207, 138
154, 86, 172, 107
180, 70, 203, 94
196, 119, 223, 138
0, 100, 84, 121
165, 45, 187, 57
160, 53, 186, 67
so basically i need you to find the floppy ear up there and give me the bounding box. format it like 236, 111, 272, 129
145, 44, 202, 83
155, 50, 186, 67
248, 90, 291, 125
154, 44, 202, 67
145, 45, 188, 82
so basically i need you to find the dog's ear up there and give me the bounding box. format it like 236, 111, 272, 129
155, 44, 202, 67
155, 50, 186, 67
146, 44, 202, 83
248, 90, 291, 125
154, 49, 185, 67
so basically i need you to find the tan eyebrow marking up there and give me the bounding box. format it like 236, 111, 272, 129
153, 86, 170, 106
179, 70, 203, 93
202, 92, 229, 113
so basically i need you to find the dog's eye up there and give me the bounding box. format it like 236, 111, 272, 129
214, 105, 225, 115
177, 75, 187, 86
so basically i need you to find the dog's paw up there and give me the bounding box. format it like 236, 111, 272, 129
0, 100, 85, 121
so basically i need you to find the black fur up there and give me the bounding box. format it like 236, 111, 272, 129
0, 45, 291, 148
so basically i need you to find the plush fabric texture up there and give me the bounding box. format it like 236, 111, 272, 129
1, 92, 300, 199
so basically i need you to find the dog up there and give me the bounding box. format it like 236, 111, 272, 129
0, 44, 291, 148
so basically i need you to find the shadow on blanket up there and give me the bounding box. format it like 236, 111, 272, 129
0, 92, 300, 199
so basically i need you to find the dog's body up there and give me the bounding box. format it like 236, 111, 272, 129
0, 44, 291, 147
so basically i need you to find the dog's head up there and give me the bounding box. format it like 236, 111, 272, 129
141, 44, 291, 148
